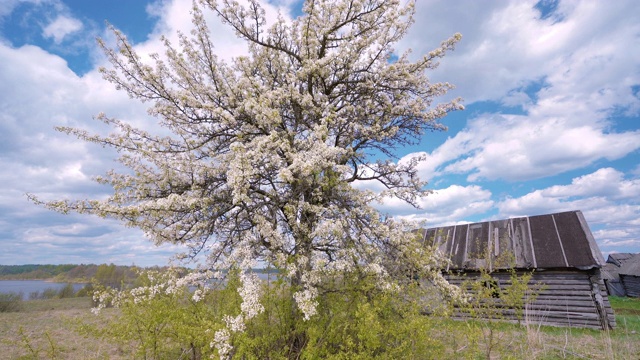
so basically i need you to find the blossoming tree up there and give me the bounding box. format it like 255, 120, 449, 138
34, 0, 462, 356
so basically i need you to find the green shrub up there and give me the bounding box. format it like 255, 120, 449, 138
0, 292, 23, 312
40, 287, 59, 299
83, 270, 236, 359
57, 283, 76, 298
74, 283, 93, 297
86, 270, 467, 359
230, 272, 449, 360
454, 270, 537, 359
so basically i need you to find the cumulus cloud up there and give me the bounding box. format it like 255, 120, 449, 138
497, 168, 640, 216
0, 42, 129, 183
405, 114, 640, 183
42, 15, 83, 44
0, 33, 158, 265
402, 0, 640, 105
378, 184, 494, 226
540, 168, 640, 200
437, 115, 640, 182
398, 0, 640, 183
10, 212, 180, 265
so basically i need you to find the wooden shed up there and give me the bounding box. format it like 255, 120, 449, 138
619, 255, 640, 297
422, 210, 615, 330
602, 262, 626, 297
607, 253, 635, 267
601, 253, 635, 297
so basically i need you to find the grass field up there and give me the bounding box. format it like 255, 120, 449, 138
1, 296, 639, 359
0, 297, 127, 359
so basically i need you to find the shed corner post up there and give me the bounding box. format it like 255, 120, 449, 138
589, 269, 612, 330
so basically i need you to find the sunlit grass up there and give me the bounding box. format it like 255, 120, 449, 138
609, 296, 640, 314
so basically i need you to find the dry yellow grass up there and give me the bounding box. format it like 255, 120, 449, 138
0, 298, 127, 360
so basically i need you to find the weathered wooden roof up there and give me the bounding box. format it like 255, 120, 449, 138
601, 263, 622, 280
619, 254, 640, 277
422, 210, 605, 271
607, 253, 635, 267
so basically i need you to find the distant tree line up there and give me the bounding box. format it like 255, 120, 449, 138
0, 264, 147, 286
0, 264, 76, 278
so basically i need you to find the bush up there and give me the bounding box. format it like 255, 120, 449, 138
40, 287, 59, 299
83, 270, 233, 359
27, 284, 82, 300
0, 292, 23, 312
87, 269, 454, 359
233, 272, 448, 359
57, 283, 76, 298
75, 283, 93, 298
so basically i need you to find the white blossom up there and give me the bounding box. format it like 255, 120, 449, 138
293, 286, 319, 321
211, 328, 232, 359
238, 272, 264, 319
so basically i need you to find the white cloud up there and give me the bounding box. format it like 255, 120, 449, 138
0, 0, 19, 17
379, 184, 494, 226
399, 0, 640, 183
594, 229, 633, 241
406, 112, 640, 183
402, 0, 640, 105
438, 115, 640, 182
0, 40, 157, 265
501, 90, 533, 109
42, 15, 83, 44
497, 168, 640, 226
0, 41, 133, 163
12, 214, 180, 266
541, 168, 640, 200
601, 240, 640, 248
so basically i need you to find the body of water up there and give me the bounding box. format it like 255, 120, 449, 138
0, 272, 277, 300
0, 280, 87, 300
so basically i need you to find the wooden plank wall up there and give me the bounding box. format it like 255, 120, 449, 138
604, 279, 626, 297
444, 269, 615, 330
621, 275, 640, 297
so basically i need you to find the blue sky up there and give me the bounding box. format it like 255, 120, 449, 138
0, 0, 638, 266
